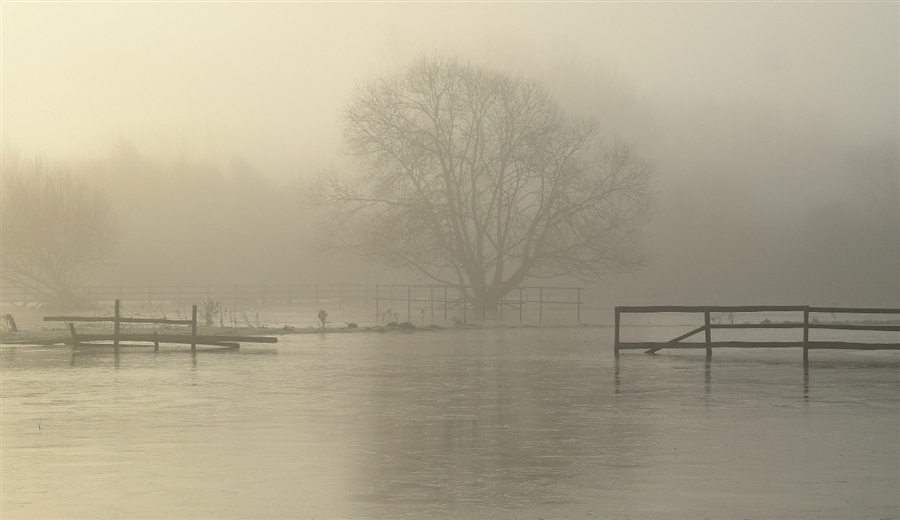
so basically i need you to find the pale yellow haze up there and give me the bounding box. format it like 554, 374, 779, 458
2, 2, 897, 177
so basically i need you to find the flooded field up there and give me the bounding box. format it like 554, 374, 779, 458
2, 326, 898, 519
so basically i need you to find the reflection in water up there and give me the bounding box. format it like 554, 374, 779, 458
2, 328, 898, 519
804, 357, 810, 399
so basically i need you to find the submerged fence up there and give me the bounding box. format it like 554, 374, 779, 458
40, 299, 277, 351
614, 305, 900, 360
375, 285, 583, 325
1, 283, 585, 324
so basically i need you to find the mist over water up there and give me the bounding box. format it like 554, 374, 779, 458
2, 4, 898, 518
3, 328, 898, 519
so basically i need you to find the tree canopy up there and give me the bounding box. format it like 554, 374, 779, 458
316, 55, 653, 305
1, 157, 114, 308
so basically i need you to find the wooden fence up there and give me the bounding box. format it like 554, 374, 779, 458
375, 284, 583, 324
614, 305, 900, 361
41, 300, 277, 351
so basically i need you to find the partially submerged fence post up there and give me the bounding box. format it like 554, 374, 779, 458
114, 299, 121, 347
704, 307, 712, 361
614, 307, 621, 356
68, 323, 80, 346
191, 305, 198, 351
803, 306, 810, 365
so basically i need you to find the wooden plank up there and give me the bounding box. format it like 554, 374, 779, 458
807, 342, 900, 350
809, 323, 900, 332
69, 341, 240, 349
51, 333, 277, 344
616, 305, 807, 314
710, 323, 804, 329
619, 341, 900, 350
645, 325, 707, 354
618, 305, 899, 315
44, 316, 194, 325
697, 322, 894, 332
808, 307, 900, 315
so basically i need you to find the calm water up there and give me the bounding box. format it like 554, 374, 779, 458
2, 327, 898, 519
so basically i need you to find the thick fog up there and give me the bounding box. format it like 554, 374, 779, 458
2, 2, 898, 306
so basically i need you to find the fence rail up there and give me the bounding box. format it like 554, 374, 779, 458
375, 284, 583, 324
614, 305, 900, 361
40, 300, 277, 351
3, 283, 585, 325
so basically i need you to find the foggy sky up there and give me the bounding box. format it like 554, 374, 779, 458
2, 2, 898, 306
3, 2, 897, 176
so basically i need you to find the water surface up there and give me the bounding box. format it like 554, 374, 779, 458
2, 327, 898, 518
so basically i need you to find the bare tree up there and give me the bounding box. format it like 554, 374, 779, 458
315, 56, 653, 309
1, 157, 114, 308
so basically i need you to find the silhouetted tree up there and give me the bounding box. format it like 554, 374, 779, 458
1, 157, 114, 308
316, 56, 653, 310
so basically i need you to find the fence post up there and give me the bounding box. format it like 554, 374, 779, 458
375, 285, 380, 323
803, 306, 810, 365
191, 304, 198, 351
614, 307, 620, 356
407, 286, 412, 322
704, 307, 712, 360
114, 299, 121, 347
68, 323, 80, 347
